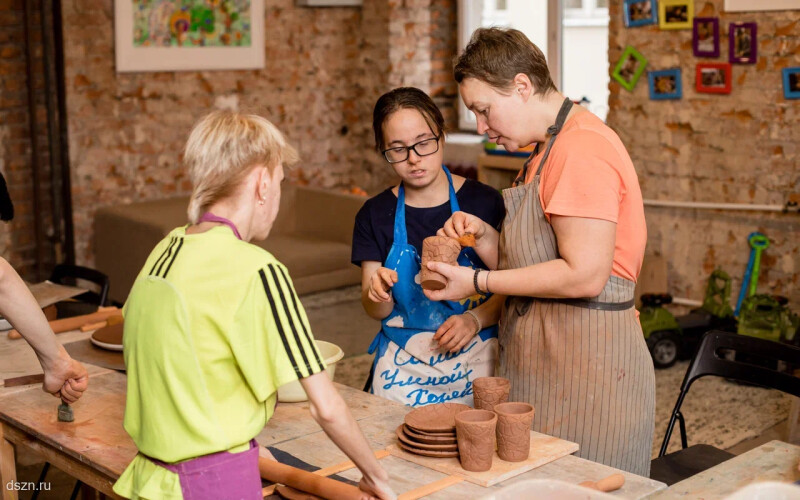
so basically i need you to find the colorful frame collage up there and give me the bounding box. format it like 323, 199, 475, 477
617, 0, 799, 100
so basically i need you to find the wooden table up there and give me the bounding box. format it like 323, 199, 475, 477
0, 369, 665, 500
649, 441, 800, 499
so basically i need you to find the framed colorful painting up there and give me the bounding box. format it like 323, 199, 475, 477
648, 69, 682, 100
696, 63, 731, 94
729, 22, 757, 64
624, 0, 658, 28
612, 46, 648, 92
693, 18, 719, 58
783, 68, 800, 99
659, 0, 693, 30
115, 0, 265, 72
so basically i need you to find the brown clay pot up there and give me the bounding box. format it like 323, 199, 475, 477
420, 236, 461, 290
472, 377, 511, 412
455, 409, 497, 472
494, 402, 535, 462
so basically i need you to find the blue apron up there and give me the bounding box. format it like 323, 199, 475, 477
367, 166, 498, 407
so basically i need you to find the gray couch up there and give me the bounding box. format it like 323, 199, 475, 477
94, 185, 364, 303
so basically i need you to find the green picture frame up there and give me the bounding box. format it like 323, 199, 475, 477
612, 46, 648, 92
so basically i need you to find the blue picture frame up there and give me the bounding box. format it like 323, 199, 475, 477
624, 0, 658, 27
782, 67, 800, 99
648, 69, 682, 100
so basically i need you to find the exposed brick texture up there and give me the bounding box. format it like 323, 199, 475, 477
607, 0, 800, 305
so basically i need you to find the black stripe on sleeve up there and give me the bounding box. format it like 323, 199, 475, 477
267, 264, 316, 376
161, 237, 184, 278
274, 265, 324, 372
150, 237, 176, 276
259, 269, 303, 378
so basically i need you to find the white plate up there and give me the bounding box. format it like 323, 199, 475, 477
90, 336, 124, 352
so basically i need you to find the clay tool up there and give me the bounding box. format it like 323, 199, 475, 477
2, 373, 74, 421
579, 473, 625, 492
259, 457, 363, 500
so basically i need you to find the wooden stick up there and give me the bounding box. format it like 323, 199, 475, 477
80, 321, 107, 332
312, 449, 390, 477
398, 475, 464, 500
2, 374, 45, 388
259, 457, 363, 500
8, 307, 120, 339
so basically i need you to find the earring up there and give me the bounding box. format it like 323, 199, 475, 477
258, 199, 265, 205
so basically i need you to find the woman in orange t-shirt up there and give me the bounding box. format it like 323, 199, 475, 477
424, 28, 655, 476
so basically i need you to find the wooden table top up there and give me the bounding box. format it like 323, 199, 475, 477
649, 440, 800, 499
0, 370, 665, 498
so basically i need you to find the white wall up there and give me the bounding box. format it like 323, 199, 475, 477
562, 24, 610, 121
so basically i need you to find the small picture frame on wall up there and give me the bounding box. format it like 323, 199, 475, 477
783, 67, 800, 99
659, 0, 693, 30
612, 46, 648, 91
729, 23, 757, 64
624, 0, 658, 27
696, 63, 732, 94
649, 69, 682, 100
693, 18, 720, 57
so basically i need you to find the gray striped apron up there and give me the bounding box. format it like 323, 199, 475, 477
496, 99, 655, 476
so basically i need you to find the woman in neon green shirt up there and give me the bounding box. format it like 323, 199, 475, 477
114, 111, 394, 500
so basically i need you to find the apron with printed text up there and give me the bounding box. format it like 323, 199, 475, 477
367, 166, 498, 407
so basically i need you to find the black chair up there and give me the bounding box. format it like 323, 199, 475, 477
49, 264, 110, 317
650, 330, 800, 485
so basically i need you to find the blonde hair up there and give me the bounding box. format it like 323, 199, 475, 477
184, 111, 299, 223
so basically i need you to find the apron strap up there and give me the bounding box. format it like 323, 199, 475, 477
513, 97, 574, 186
394, 165, 460, 245
197, 212, 243, 240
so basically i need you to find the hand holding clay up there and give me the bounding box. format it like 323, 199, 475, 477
367, 267, 398, 303
437, 211, 486, 244
43, 346, 89, 403
422, 262, 477, 302
433, 313, 479, 353
420, 236, 461, 291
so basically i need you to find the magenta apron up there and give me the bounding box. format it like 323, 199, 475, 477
146, 439, 261, 500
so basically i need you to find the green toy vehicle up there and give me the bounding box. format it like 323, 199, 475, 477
640, 269, 738, 369
640, 293, 682, 368
738, 294, 800, 344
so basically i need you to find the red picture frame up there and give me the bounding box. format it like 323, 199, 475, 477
696, 63, 732, 94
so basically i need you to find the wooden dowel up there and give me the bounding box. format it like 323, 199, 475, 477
312, 449, 390, 477
398, 475, 464, 500
8, 307, 120, 339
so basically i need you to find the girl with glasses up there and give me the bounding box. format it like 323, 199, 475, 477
351, 87, 505, 407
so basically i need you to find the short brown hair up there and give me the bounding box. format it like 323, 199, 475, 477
454, 28, 557, 95
184, 110, 298, 223
372, 87, 445, 152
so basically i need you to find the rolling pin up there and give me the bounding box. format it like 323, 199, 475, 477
579, 473, 625, 492
259, 457, 363, 500
8, 307, 121, 339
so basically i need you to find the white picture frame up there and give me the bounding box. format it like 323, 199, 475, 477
724, 0, 800, 12
115, 0, 265, 73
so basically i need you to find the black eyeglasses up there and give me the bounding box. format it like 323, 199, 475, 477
381, 135, 440, 164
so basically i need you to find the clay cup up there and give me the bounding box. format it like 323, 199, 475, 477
455, 409, 497, 472
472, 377, 511, 412
420, 236, 461, 291
494, 402, 535, 462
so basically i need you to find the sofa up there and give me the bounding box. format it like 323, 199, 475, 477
94, 185, 365, 304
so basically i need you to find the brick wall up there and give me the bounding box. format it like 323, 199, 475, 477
607, 0, 800, 305
0, 0, 56, 280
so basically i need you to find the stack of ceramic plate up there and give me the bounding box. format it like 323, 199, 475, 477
397, 403, 469, 458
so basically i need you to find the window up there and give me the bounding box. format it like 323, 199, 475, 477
457, 0, 609, 130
